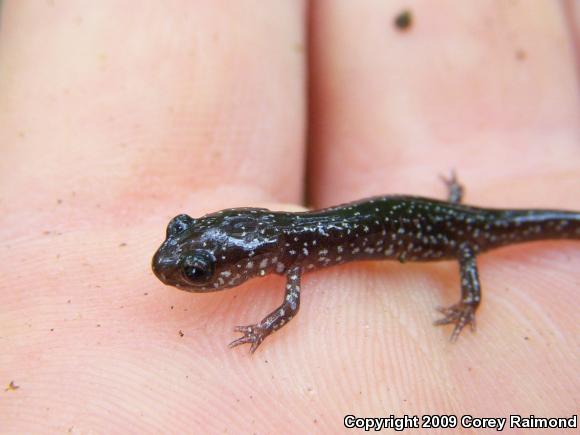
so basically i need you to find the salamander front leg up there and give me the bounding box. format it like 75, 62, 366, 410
229, 266, 302, 353
440, 170, 464, 204
434, 244, 481, 341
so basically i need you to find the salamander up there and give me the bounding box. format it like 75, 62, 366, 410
152, 174, 580, 353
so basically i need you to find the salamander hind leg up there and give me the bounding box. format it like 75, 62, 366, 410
440, 170, 464, 204
434, 244, 481, 341
229, 266, 301, 353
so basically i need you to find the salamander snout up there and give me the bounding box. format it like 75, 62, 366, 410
152, 237, 220, 292
151, 245, 178, 286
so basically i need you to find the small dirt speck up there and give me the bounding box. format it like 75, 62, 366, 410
179, 330, 184, 337
5, 381, 19, 392
394, 10, 412, 31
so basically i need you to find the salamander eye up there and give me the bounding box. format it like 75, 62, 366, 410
181, 250, 215, 285
166, 214, 195, 238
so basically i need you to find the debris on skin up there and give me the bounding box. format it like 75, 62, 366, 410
5, 381, 19, 392
179, 330, 184, 337
394, 10, 412, 31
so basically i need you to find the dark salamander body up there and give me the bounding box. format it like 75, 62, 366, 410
152, 176, 580, 352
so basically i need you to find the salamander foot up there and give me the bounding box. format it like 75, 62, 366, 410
434, 303, 476, 342
439, 170, 464, 204
229, 324, 269, 353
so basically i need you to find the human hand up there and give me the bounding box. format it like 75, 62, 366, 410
2, 1, 578, 433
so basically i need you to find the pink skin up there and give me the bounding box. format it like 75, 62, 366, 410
1, 1, 579, 433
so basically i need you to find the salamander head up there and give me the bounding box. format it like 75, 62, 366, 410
152, 210, 281, 292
